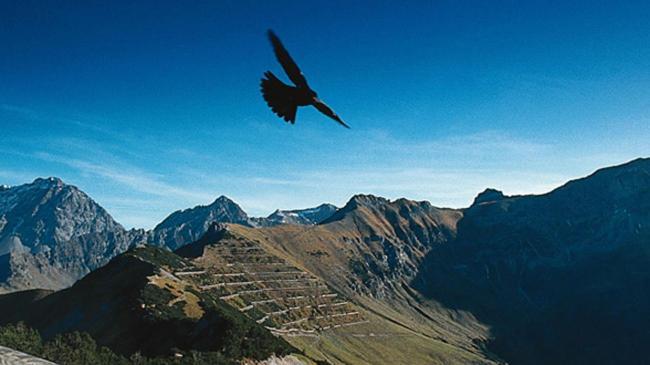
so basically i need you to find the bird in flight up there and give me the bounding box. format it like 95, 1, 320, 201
261, 30, 350, 128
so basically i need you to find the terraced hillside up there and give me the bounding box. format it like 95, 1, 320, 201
224, 196, 487, 341
175, 225, 367, 336
174, 224, 497, 365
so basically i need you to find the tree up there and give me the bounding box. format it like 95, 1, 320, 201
42, 331, 128, 365
0, 322, 43, 356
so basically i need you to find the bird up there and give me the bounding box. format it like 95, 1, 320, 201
261, 30, 350, 128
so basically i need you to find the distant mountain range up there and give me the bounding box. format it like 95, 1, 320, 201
1, 157, 649, 364
253, 203, 338, 227
150, 197, 337, 250
0, 179, 338, 292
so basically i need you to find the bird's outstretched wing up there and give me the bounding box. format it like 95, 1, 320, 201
261, 71, 298, 123
268, 29, 309, 88
312, 98, 350, 128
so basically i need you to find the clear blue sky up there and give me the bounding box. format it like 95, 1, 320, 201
1, 1, 649, 228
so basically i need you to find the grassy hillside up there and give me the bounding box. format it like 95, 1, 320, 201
0, 246, 295, 363
213, 202, 499, 365
169, 223, 497, 364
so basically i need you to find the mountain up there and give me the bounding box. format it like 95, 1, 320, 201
3, 158, 650, 364
159, 223, 495, 365
149, 196, 254, 251
241, 194, 463, 298
226, 195, 497, 364
0, 178, 146, 292
0, 225, 491, 365
227, 159, 650, 364
0, 245, 295, 362
414, 157, 650, 364
150, 199, 338, 250
253, 203, 337, 226
0, 177, 338, 293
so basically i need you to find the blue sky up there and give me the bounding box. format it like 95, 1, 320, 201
1, 1, 649, 228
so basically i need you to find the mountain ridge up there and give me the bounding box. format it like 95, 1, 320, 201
414, 156, 650, 364
3, 157, 647, 293
1, 157, 649, 364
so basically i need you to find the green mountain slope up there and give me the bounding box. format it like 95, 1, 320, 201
0, 246, 295, 362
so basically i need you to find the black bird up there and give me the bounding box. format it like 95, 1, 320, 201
261, 30, 350, 128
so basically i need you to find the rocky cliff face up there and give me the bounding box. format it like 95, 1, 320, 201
326, 194, 462, 295
0, 178, 145, 292
415, 158, 650, 364
149, 196, 253, 251
236, 194, 463, 298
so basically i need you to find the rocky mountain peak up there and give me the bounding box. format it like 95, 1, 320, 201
0, 177, 140, 292
150, 195, 252, 251
211, 195, 238, 206
472, 188, 505, 206
32, 177, 64, 188
320, 194, 393, 225
348, 194, 390, 207
156, 195, 249, 226
1, 177, 122, 242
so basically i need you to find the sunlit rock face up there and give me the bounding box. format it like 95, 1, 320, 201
0, 178, 145, 292
149, 195, 254, 251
